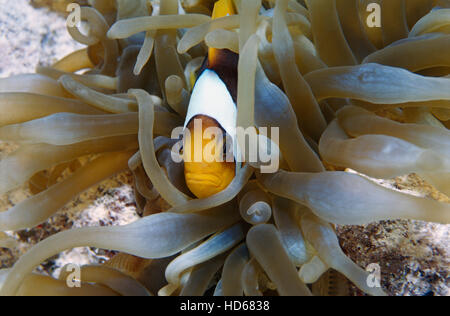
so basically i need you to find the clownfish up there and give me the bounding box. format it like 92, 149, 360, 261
183, 0, 239, 199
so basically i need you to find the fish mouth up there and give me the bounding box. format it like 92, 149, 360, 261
185, 173, 222, 188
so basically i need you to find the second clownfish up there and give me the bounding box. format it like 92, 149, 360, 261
183, 0, 240, 199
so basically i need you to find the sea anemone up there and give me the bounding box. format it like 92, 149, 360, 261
0, 0, 449, 296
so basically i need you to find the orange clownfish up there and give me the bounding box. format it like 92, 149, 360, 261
183, 0, 239, 199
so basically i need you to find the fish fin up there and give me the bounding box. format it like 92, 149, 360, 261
212, 0, 236, 19
209, 0, 237, 64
